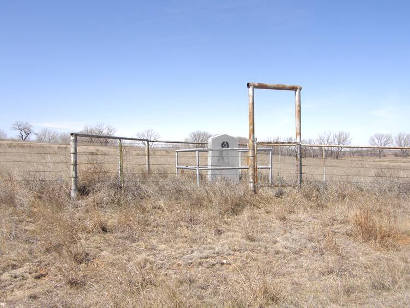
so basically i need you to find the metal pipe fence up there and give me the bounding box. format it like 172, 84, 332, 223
175, 147, 274, 186
0, 135, 409, 198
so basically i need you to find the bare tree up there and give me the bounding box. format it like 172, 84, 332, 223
35, 128, 59, 143
80, 123, 116, 145
395, 132, 410, 157
0, 129, 7, 139
316, 131, 332, 145
316, 131, 333, 158
35, 128, 69, 144
332, 131, 351, 159
186, 130, 211, 147
264, 136, 282, 143
282, 137, 296, 156
136, 129, 160, 141
58, 133, 71, 144
315, 131, 351, 159
136, 129, 160, 148
302, 138, 317, 158
12, 121, 33, 141
369, 133, 393, 158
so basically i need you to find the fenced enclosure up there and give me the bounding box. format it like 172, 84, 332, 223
0, 133, 409, 198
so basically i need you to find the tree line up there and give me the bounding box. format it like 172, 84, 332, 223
0, 123, 409, 157
0, 122, 162, 145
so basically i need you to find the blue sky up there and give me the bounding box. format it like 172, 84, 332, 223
1, 0, 409, 144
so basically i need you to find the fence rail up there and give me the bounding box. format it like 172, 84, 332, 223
0, 134, 409, 198
175, 147, 274, 186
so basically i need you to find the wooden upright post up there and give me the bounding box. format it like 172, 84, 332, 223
246, 81, 303, 191
269, 147, 273, 185
196, 150, 200, 186
145, 140, 151, 174
70, 133, 78, 200
322, 147, 326, 183
118, 139, 124, 188
248, 85, 256, 193
175, 151, 179, 176
295, 88, 302, 188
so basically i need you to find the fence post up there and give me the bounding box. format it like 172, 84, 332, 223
248, 84, 257, 193
322, 147, 326, 184
70, 133, 78, 200
145, 140, 151, 174
295, 88, 302, 188
118, 139, 124, 188
278, 145, 281, 187
175, 151, 178, 176
238, 150, 243, 180
297, 144, 303, 188
196, 150, 200, 186
269, 147, 273, 185
254, 139, 258, 186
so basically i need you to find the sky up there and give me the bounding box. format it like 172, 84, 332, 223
1, 0, 409, 145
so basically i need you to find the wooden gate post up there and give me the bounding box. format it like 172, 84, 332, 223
248, 84, 257, 193
246, 82, 302, 191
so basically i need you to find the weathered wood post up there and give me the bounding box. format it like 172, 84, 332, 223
254, 139, 258, 185
70, 133, 78, 200
246, 82, 302, 191
322, 146, 326, 183
118, 139, 124, 188
248, 84, 257, 193
295, 88, 302, 188
145, 140, 151, 175
278, 145, 281, 186
269, 147, 273, 185
195, 150, 200, 186
175, 151, 179, 176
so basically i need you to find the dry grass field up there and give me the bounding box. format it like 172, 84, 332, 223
1, 140, 410, 187
0, 141, 410, 307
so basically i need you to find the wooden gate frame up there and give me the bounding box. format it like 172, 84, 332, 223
247, 82, 302, 192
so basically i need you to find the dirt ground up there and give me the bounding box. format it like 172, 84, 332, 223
0, 177, 409, 307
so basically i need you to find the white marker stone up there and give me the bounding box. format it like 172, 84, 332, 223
208, 134, 240, 183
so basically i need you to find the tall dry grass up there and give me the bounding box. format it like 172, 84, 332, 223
0, 171, 409, 307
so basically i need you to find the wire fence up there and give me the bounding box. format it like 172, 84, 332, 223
0, 135, 409, 196
299, 144, 410, 190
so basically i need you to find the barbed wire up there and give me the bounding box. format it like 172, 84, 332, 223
1, 140, 409, 187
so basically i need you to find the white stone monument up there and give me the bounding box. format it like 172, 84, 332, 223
208, 134, 240, 183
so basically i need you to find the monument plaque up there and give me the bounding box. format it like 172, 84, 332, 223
208, 134, 240, 183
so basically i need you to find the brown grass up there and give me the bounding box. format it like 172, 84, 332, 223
1, 172, 409, 307
0, 141, 410, 306
352, 207, 399, 248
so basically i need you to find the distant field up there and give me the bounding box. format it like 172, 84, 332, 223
1, 140, 409, 190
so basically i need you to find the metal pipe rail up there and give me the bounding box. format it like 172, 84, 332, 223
176, 147, 273, 152
178, 166, 272, 170
175, 147, 274, 186
71, 133, 206, 145
301, 144, 410, 150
